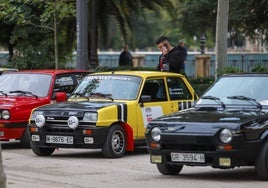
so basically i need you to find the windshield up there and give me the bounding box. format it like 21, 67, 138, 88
70, 75, 142, 100
0, 73, 52, 97
197, 76, 268, 106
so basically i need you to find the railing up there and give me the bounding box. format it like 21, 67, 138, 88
1, 51, 268, 76
98, 52, 268, 77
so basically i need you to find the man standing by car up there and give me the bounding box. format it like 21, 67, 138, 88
156, 36, 184, 74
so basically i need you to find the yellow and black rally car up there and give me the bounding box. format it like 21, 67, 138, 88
28, 71, 198, 158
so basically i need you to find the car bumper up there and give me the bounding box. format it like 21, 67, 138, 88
0, 122, 27, 140
29, 124, 110, 149
146, 134, 263, 168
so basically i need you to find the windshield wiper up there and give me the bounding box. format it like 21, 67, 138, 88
90, 92, 114, 100
9, 90, 38, 98
227, 95, 262, 109
71, 92, 90, 101
0, 90, 7, 97
201, 95, 225, 108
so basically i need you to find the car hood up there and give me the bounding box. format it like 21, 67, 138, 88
0, 96, 46, 109
151, 108, 268, 133
36, 101, 126, 111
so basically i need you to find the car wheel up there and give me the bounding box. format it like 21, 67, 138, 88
31, 147, 55, 156
102, 125, 126, 158
156, 163, 183, 175
255, 141, 268, 180
20, 128, 31, 148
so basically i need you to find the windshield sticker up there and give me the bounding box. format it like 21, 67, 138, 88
87, 75, 135, 81
56, 76, 74, 86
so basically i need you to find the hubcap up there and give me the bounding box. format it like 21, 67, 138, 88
112, 130, 125, 154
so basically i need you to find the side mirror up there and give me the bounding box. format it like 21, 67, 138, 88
140, 95, 152, 103
55, 92, 67, 102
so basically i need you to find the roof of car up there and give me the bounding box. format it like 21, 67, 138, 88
5, 69, 89, 75
222, 73, 268, 77
91, 70, 185, 77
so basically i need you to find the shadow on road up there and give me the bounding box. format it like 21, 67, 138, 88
154, 166, 260, 182
0, 141, 24, 150
37, 146, 149, 159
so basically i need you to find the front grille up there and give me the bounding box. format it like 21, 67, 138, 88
46, 127, 75, 134
163, 144, 216, 152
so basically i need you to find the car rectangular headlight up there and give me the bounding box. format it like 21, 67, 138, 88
83, 112, 98, 122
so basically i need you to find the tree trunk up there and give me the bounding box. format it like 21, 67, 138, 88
76, 0, 89, 70
89, 0, 98, 69
215, 0, 229, 80
54, 11, 58, 69
0, 144, 6, 188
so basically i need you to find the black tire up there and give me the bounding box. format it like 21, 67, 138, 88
102, 125, 126, 158
255, 141, 268, 180
21, 128, 31, 148
156, 163, 183, 175
31, 147, 55, 156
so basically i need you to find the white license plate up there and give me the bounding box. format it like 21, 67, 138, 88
46, 135, 73, 144
171, 152, 205, 163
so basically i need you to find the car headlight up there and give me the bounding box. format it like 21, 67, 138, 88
30, 111, 44, 120
35, 114, 46, 128
83, 112, 98, 122
219, 128, 233, 143
2, 110, 10, 119
151, 127, 161, 142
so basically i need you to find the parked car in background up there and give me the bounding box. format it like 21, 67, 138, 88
28, 71, 198, 158
146, 73, 268, 180
0, 69, 89, 147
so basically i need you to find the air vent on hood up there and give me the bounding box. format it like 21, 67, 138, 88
196, 107, 218, 111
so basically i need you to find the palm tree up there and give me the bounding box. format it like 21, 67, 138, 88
87, 0, 174, 68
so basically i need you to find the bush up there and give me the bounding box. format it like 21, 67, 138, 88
188, 77, 214, 96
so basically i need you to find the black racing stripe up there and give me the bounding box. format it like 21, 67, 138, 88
179, 101, 192, 110
122, 104, 127, 122
188, 101, 192, 108
117, 105, 121, 121
116, 104, 128, 122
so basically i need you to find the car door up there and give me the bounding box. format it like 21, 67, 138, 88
166, 76, 195, 111
136, 76, 195, 138
136, 78, 171, 138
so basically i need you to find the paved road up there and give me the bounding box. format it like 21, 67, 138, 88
1, 141, 268, 188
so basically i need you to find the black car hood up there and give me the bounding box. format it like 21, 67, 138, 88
151, 108, 268, 133
38, 101, 124, 111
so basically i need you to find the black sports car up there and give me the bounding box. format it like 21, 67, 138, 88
145, 73, 268, 180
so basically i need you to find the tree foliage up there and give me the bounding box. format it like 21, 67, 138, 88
177, 0, 268, 48
1, 0, 268, 69
0, 0, 76, 69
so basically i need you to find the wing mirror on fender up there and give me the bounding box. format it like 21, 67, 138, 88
54, 92, 67, 102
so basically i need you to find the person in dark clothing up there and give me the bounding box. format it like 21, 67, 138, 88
156, 36, 184, 73
177, 39, 188, 73
119, 45, 133, 66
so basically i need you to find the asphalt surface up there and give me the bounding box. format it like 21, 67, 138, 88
1, 141, 268, 188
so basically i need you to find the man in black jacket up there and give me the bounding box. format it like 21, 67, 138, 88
119, 45, 133, 66
156, 36, 184, 74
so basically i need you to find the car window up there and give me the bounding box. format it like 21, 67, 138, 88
199, 76, 268, 105
167, 77, 192, 100
74, 73, 88, 84
54, 75, 76, 95
70, 75, 141, 100
141, 79, 167, 102
0, 73, 51, 97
